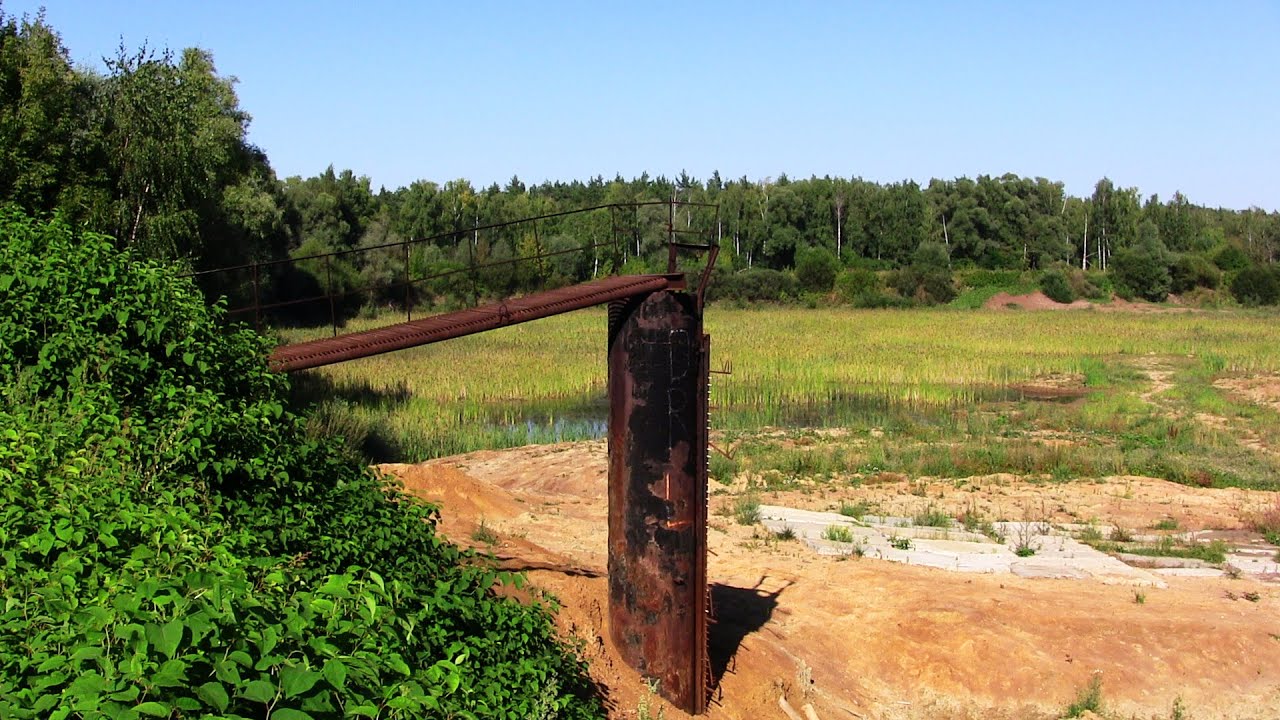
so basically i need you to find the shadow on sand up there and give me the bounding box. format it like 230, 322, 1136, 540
708, 577, 791, 702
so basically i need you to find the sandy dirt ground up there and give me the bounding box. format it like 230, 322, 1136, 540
382, 442, 1280, 720
983, 291, 1196, 313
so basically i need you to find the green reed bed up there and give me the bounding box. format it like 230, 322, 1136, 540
279, 306, 1280, 485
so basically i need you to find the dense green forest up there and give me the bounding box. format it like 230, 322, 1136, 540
4, 9, 1279, 314
1, 11, 609, 718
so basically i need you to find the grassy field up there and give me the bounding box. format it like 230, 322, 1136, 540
280, 305, 1280, 489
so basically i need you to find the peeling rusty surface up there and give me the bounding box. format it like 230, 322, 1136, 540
607, 290, 709, 713
269, 273, 685, 372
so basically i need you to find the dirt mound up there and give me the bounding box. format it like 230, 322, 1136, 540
983, 291, 1092, 311
982, 292, 1201, 314
380, 462, 523, 539
391, 445, 1280, 719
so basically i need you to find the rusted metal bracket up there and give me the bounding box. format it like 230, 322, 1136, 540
607, 290, 710, 713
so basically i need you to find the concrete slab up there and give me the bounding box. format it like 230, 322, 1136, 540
759, 504, 1170, 587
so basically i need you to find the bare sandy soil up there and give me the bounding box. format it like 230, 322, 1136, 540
983, 291, 1197, 313
382, 442, 1280, 720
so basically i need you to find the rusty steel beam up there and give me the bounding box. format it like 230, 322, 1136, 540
607, 290, 710, 713
269, 273, 685, 372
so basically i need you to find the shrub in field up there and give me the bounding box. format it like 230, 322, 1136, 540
0, 209, 602, 719
1212, 243, 1251, 272
1229, 265, 1280, 306
851, 290, 915, 309
1169, 254, 1222, 294
1110, 225, 1171, 301
708, 267, 799, 304
794, 246, 839, 293
1039, 268, 1077, 303
958, 269, 1023, 289
834, 267, 882, 303
888, 267, 956, 305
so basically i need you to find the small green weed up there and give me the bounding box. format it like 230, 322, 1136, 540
1153, 517, 1180, 531
1077, 524, 1104, 542
709, 452, 739, 485
839, 500, 871, 519
1064, 674, 1104, 718
889, 535, 912, 551
912, 505, 953, 528
774, 525, 797, 541
822, 524, 854, 543
471, 519, 499, 545
733, 494, 761, 526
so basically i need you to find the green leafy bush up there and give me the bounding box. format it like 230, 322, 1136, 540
707, 267, 799, 304
1212, 244, 1251, 272
1039, 269, 1077, 303
834, 268, 881, 303
0, 209, 602, 719
1169, 254, 1221, 294
889, 267, 956, 305
958, 269, 1023, 289
1229, 265, 1280, 306
794, 246, 839, 293
1111, 230, 1171, 302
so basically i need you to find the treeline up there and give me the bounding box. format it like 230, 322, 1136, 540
5, 9, 1280, 312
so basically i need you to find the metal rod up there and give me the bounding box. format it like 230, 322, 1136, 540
251, 262, 262, 332
326, 255, 337, 337
667, 199, 677, 274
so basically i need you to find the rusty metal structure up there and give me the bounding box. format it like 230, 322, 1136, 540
189, 200, 719, 713
607, 290, 711, 711
270, 273, 686, 372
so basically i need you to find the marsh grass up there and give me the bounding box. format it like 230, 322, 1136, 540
280, 307, 1280, 491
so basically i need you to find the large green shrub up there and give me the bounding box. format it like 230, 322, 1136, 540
888, 267, 956, 305
833, 268, 881, 303
1229, 265, 1280, 306
794, 246, 839, 293
1211, 244, 1251, 272
707, 267, 799, 304
1039, 269, 1077, 303
1110, 224, 1171, 302
1169, 254, 1221, 294
0, 209, 601, 719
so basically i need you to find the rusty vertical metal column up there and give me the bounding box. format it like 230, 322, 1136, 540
607, 290, 709, 714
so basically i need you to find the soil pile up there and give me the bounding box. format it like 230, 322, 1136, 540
383, 443, 1280, 719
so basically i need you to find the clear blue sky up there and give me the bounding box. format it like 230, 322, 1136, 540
7, 1, 1278, 209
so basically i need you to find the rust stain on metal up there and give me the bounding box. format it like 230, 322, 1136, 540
269, 273, 684, 372
608, 290, 710, 713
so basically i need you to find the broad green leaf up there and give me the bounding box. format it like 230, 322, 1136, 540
196, 681, 229, 712
239, 680, 276, 704
269, 709, 314, 720
133, 702, 169, 717
157, 619, 183, 659
320, 659, 347, 691
279, 665, 321, 699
